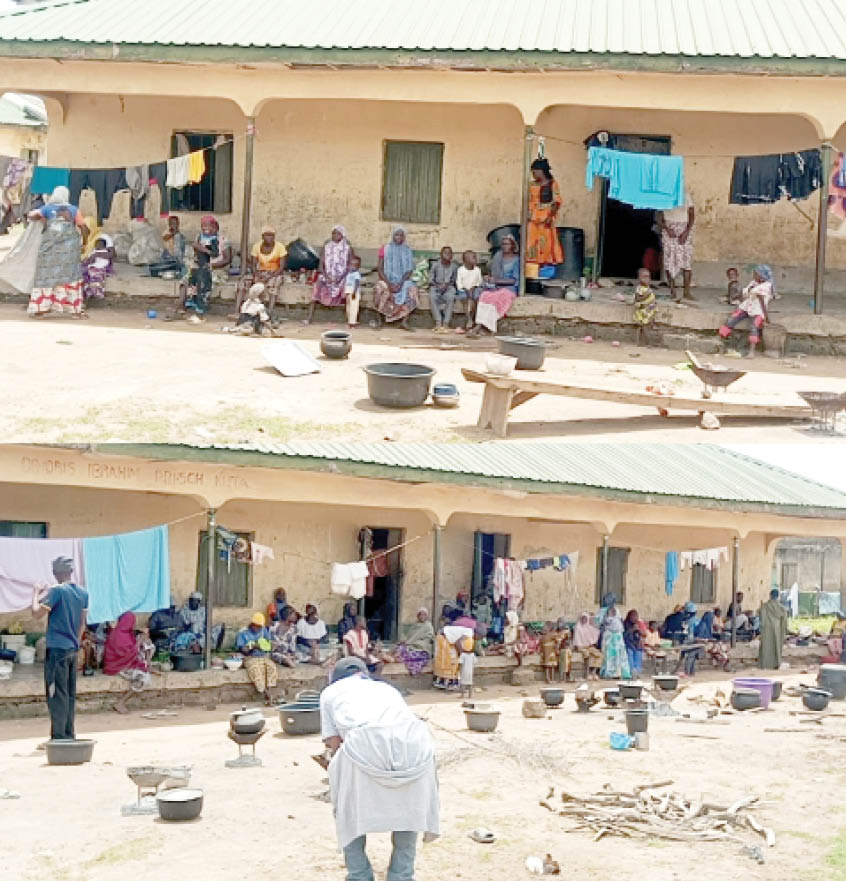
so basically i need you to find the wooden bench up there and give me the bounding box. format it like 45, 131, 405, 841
461, 368, 811, 437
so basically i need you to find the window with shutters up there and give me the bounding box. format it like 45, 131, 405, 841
196, 530, 251, 608
594, 547, 629, 604
170, 131, 233, 214
381, 140, 444, 224
0, 521, 47, 538
690, 563, 716, 604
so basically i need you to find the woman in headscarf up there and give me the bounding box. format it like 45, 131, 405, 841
396, 608, 435, 676
307, 224, 352, 324
467, 234, 519, 337
236, 612, 277, 703
374, 226, 418, 330
433, 623, 473, 689
177, 214, 229, 323
27, 185, 89, 318
337, 601, 358, 644
527, 158, 563, 267
623, 609, 644, 676
600, 607, 631, 680
572, 612, 602, 680
718, 264, 773, 357
103, 612, 152, 712
235, 224, 287, 314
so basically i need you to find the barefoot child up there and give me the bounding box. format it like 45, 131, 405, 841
455, 250, 482, 334
345, 256, 362, 327
632, 267, 656, 346
236, 282, 273, 335
718, 264, 772, 357
540, 622, 559, 683
458, 636, 476, 698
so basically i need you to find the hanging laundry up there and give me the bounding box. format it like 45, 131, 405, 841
506, 559, 524, 608
29, 165, 70, 196
829, 153, 846, 220
166, 155, 190, 189
250, 542, 274, 566
365, 553, 389, 597
492, 557, 507, 603
0, 536, 85, 614
82, 526, 169, 624
679, 551, 693, 571
68, 168, 128, 225
0, 222, 42, 295
1, 158, 31, 228
125, 164, 150, 220
525, 559, 542, 571
665, 551, 679, 596
586, 146, 685, 210
349, 560, 369, 600
187, 150, 206, 185
331, 562, 353, 596
538, 558, 555, 569
149, 160, 169, 216
730, 150, 821, 205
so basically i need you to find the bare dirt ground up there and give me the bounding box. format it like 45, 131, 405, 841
0, 670, 843, 881
2, 304, 846, 445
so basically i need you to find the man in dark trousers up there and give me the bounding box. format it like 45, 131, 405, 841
31, 556, 88, 740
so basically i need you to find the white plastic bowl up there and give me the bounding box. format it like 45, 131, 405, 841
223, 657, 243, 671
485, 354, 518, 377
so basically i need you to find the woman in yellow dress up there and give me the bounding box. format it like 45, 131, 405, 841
527, 158, 564, 267
433, 628, 471, 690
235, 225, 287, 313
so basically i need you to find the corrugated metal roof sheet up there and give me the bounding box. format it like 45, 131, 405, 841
1, 0, 846, 60
107, 441, 846, 512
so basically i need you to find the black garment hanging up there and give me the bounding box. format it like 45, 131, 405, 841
730, 149, 821, 205
68, 168, 128, 224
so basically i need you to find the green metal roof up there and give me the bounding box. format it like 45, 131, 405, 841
89, 441, 846, 518
1, 0, 846, 74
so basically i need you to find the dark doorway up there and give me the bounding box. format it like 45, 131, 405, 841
472, 531, 510, 603
598, 134, 671, 280
360, 527, 404, 642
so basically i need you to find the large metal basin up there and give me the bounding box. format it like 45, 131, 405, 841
364, 363, 435, 408
278, 701, 321, 736
495, 336, 547, 370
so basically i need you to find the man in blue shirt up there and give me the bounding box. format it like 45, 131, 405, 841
31, 556, 89, 740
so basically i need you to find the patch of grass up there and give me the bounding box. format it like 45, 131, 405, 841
783, 829, 825, 843
827, 832, 846, 874
15, 415, 54, 434
86, 835, 154, 867
790, 615, 837, 636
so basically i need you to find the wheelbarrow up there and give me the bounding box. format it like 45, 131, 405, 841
685, 350, 746, 397
797, 391, 846, 432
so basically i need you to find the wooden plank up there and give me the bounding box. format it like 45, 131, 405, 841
461, 369, 810, 419
511, 391, 538, 410
490, 387, 514, 438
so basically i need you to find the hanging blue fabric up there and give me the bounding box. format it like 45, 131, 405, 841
83, 525, 170, 623
665, 551, 680, 596
586, 147, 685, 210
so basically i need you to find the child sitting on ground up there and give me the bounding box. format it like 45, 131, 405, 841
717, 264, 773, 357
632, 267, 657, 346
235, 282, 273, 336
345, 255, 362, 327
458, 636, 476, 698
455, 250, 483, 334
725, 267, 740, 305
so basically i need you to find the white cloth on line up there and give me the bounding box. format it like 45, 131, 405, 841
0, 223, 43, 295
250, 542, 274, 566
349, 560, 369, 600
0, 537, 85, 614
331, 562, 352, 596
322, 675, 440, 850
492, 558, 507, 604
679, 551, 693, 570
165, 155, 190, 189
506, 559, 524, 607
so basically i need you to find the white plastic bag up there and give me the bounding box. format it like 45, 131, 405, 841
127, 219, 164, 266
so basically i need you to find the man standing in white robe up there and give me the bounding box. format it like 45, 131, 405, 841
321, 657, 440, 881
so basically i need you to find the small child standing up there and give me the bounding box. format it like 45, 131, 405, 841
455, 250, 483, 334
345, 255, 363, 327
458, 637, 476, 698
725, 267, 740, 305
540, 622, 560, 683
632, 267, 657, 346
236, 282, 273, 335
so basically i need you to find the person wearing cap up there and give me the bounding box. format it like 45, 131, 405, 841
177, 590, 224, 652
236, 612, 277, 703
321, 657, 439, 881
31, 556, 89, 740
234, 224, 287, 315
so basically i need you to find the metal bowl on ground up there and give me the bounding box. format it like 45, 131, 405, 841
157, 788, 204, 822
278, 701, 322, 736
126, 765, 170, 790
730, 688, 762, 711
732, 677, 775, 709
495, 336, 547, 370
603, 688, 622, 707
653, 674, 679, 692
619, 682, 644, 701
46, 739, 96, 765
539, 687, 564, 707
320, 330, 352, 359
432, 383, 460, 409
464, 709, 501, 732
803, 687, 833, 712
170, 652, 203, 673
364, 363, 435, 408
230, 707, 266, 735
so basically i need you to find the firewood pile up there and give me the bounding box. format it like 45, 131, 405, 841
540, 781, 775, 847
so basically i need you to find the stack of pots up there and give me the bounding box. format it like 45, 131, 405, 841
817, 664, 846, 700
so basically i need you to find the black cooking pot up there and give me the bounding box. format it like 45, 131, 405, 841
171, 652, 203, 672
157, 788, 204, 822
486, 224, 520, 253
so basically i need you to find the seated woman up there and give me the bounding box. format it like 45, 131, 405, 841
343, 616, 383, 676
265, 587, 290, 626
81, 233, 115, 302
235, 225, 287, 314
374, 226, 419, 331
81, 622, 109, 675
661, 603, 696, 643
296, 603, 328, 664
467, 234, 519, 337
103, 612, 153, 713
396, 607, 435, 676
175, 215, 231, 324
306, 224, 352, 324
336, 601, 357, 644
236, 612, 277, 703
572, 612, 602, 680
269, 609, 298, 667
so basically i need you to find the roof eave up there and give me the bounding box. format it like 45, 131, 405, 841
0, 42, 845, 77
83, 443, 846, 522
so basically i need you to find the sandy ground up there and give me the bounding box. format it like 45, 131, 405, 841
2, 304, 846, 445
0, 670, 843, 881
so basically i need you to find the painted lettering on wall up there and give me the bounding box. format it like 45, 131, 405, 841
215, 473, 249, 490
88, 463, 141, 481
20, 457, 77, 476
154, 469, 205, 487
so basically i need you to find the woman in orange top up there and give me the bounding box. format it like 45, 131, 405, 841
526, 158, 564, 267
235, 225, 287, 313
